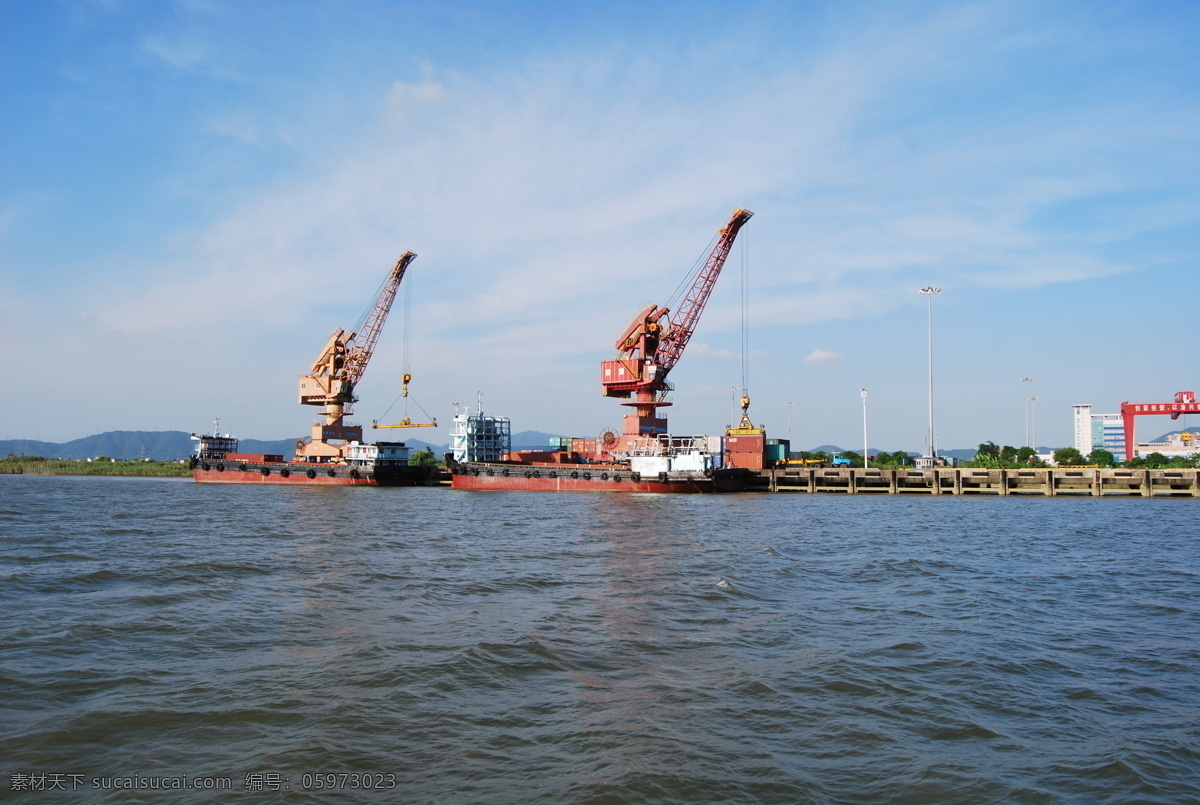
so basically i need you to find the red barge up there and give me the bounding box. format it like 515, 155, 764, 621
190, 428, 435, 486
447, 432, 752, 494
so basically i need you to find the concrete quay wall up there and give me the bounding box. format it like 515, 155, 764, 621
747, 467, 1200, 497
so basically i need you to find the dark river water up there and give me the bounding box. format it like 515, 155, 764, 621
2, 475, 1198, 804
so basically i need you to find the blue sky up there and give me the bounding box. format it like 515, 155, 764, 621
2, 0, 1197, 451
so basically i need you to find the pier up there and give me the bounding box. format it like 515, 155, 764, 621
746, 467, 1200, 497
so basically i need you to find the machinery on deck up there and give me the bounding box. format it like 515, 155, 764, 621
600, 208, 754, 452
296, 251, 417, 461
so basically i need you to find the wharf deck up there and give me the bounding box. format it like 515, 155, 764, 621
747, 467, 1200, 497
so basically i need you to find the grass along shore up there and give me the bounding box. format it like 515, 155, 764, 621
0, 456, 192, 477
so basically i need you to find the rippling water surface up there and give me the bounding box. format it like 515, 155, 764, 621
2, 475, 1198, 803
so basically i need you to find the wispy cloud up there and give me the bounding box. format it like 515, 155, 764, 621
803, 350, 843, 365
6, 0, 1198, 445
142, 34, 210, 72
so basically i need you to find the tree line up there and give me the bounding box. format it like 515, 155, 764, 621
969, 442, 1199, 470
787, 445, 1199, 470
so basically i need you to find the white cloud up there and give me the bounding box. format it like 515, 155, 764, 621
386, 80, 445, 108
8, 1, 1199, 446
141, 34, 210, 72
804, 349, 843, 365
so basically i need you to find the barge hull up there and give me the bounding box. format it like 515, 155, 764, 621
449, 463, 747, 493
191, 460, 434, 486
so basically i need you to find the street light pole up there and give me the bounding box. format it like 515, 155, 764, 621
860, 388, 868, 469
1021, 378, 1034, 447
786, 401, 794, 446
1030, 396, 1038, 453
918, 286, 941, 464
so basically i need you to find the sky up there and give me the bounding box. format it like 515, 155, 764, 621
2, 0, 1198, 452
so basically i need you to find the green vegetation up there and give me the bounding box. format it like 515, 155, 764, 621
0, 455, 192, 477
965, 442, 1197, 469
966, 442, 1048, 469
867, 450, 913, 469
1052, 447, 1086, 467
409, 448, 441, 467
1122, 452, 1199, 469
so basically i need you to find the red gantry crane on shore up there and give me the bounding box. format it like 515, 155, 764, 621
296, 251, 416, 461
600, 208, 753, 451
1120, 390, 1200, 461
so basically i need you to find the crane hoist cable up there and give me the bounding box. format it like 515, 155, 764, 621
741, 231, 750, 394
735, 232, 757, 430
373, 272, 437, 429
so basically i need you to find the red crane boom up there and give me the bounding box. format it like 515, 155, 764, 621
657, 207, 754, 374
600, 208, 753, 442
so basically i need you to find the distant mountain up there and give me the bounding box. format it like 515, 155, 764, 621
0, 430, 449, 462
1, 431, 199, 461
0, 428, 590, 461
511, 430, 562, 450
1152, 428, 1198, 442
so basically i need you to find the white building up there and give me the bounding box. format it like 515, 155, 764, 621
450, 412, 511, 463
1133, 431, 1198, 460
1072, 404, 1125, 457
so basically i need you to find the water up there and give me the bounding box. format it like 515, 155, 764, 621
2, 475, 1198, 804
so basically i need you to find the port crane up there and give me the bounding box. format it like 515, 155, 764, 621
600, 208, 753, 449
296, 251, 416, 461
